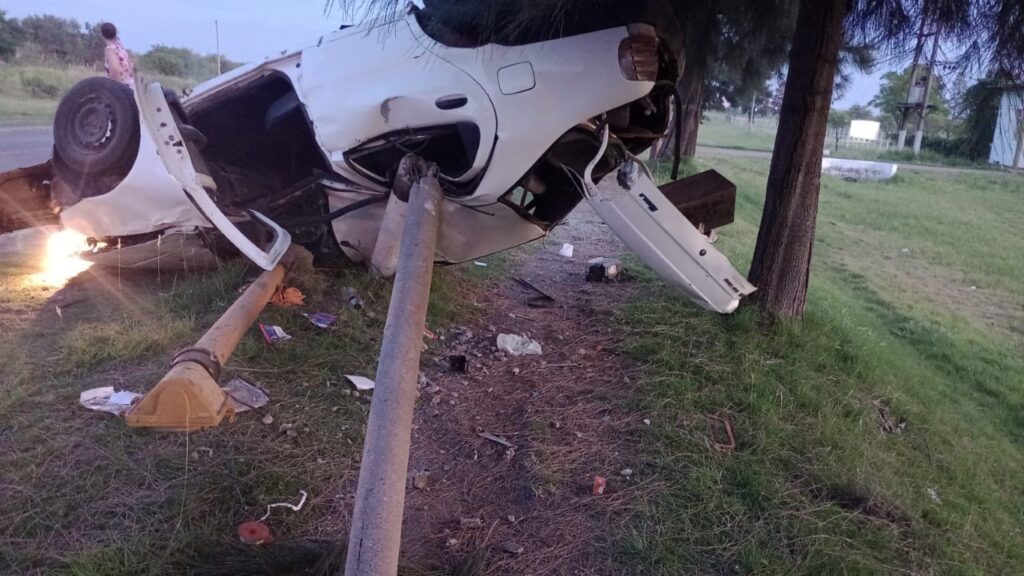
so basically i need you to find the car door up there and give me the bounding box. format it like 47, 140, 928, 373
134, 78, 291, 270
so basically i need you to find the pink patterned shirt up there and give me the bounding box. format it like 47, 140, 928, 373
104, 39, 135, 86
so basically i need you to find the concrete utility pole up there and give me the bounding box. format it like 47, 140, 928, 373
344, 155, 443, 576
215, 20, 221, 75
897, 16, 929, 150
1014, 109, 1024, 170
912, 28, 941, 156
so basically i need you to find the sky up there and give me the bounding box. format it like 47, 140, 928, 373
5, 0, 882, 108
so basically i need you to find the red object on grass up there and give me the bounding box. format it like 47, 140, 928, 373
592, 475, 607, 495
238, 521, 274, 545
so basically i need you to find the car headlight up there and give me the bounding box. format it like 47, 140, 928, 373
619, 24, 659, 82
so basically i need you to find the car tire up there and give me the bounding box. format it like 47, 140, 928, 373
53, 77, 141, 176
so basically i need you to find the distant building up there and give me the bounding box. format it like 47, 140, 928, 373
989, 89, 1023, 168
848, 120, 881, 142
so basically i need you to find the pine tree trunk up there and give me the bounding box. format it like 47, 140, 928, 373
657, 60, 706, 160
747, 0, 846, 317
678, 61, 706, 157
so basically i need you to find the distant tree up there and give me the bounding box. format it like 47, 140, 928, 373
138, 44, 241, 80
955, 72, 1016, 160
19, 15, 91, 64
827, 108, 851, 149
846, 103, 876, 119
0, 9, 24, 61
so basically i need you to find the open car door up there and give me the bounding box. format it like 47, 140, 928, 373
135, 78, 291, 270
581, 128, 755, 313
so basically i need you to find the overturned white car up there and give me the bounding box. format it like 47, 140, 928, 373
0, 7, 754, 312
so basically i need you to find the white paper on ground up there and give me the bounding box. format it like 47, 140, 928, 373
345, 375, 376, 391
222, 376, 270, 413
496, 333, 543, 356
80, 387, 142, 415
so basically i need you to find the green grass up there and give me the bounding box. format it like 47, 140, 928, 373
617, 157, 1024, 574
0, 63, 201, 127
0, 254, 498, 574
696, 112, 991, 170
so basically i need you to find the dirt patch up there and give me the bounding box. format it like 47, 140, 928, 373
394, 206, 656, 574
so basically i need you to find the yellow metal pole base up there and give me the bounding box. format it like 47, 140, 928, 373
125, 363, 229, 431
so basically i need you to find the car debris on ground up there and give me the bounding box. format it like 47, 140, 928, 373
222, 377, 269, 413
301, 311, 337, 328
496, 333, 542, 356
270, 286, 305, 307
258, 323, 292, 344
79, 387, 141, 415
345, 375, 376, 391
558, 243, 575, 258
513, 277, 557, 308
586, 257, 622, 282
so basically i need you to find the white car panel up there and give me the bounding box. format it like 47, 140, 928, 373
581, 129, 755, 313
298, 19, 497, 188
419, 23, 654, 206
58, 117, 207, 238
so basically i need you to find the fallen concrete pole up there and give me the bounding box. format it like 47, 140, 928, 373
345, 156, 442, 576
125, 244, 311, 431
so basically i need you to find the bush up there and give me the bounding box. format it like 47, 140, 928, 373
19, 71, 61, 98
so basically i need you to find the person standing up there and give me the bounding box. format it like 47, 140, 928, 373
100, 22, 135, 86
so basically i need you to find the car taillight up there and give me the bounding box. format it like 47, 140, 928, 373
619, 24, 659, 82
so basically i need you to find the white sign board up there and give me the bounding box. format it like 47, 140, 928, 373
848, 120, 881, 141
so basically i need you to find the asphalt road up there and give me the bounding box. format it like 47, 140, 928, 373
0, 126, 52, 172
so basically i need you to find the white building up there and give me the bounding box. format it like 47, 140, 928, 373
989, 89, 1023, 168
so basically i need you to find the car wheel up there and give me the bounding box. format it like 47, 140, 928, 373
53, 77, 141, 176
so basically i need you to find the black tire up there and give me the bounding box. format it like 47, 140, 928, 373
53, 77, 140, 176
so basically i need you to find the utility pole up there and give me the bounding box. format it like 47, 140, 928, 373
912, 28, 941, 156
897, 16, 928, 150
215, 20, 221, 75
1014, 108, 1024, 170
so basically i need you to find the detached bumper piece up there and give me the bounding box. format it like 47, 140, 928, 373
579, 131, 754, 313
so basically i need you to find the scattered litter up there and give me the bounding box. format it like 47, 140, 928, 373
620, 468, 634, 477
238, 521, 274, 545
459, 518, 484, 529
558, 243, 574, 258
446, 538, 460, 548
496, 333, 542, 356
423, 328, 438, 340
592, 476, 607, 495
472, 261, 488, 267
643, 418, 652, 426
55, 306, 63, 320
448, 354, 469, 373
927, 487, 942, 504
901, 248, 910, 253
79, 387, 140, 415
873, 398, 906, 434
503, 447, 515, 460
343, 287, 364, 310
477, 431, 514, 448
513, 277, 557, 308
413, 470, 430, 490
506, 515, 516, 523
259, 489, 308, 522
500, 541, 524, 555
258, 323, 292, 344
261, 414, 274, 425
270, 286, 305, 307
301, 311, 337, 328
707, 414, 736, 452
586, 257, 622, 282
222, 377, 269, 413
345, 375, 375, 391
